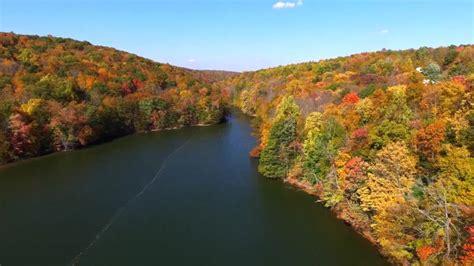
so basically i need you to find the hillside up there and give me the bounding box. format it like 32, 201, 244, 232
221, 46, 474, 264
0, 32, 472, 265
0, 32, 233, 164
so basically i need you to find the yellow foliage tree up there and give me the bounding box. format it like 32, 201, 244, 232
358, 142, 418, 213
437, 145, 474, 206
20, 98, 43, 115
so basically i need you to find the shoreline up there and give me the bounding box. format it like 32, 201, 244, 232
0, 122, 221, 169
283, 176, 390, 263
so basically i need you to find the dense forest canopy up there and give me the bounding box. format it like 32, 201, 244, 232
221, 44, 474, 265
0, 32, 473, 265
0, 32, 234, 164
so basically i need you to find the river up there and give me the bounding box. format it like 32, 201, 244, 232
0, 112, 388, 266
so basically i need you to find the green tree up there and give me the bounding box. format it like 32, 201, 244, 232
29, 75, 81, 102
423, 63, 442, 83
383, 85, 412, 124
258, 95, 300, 178
303, 117, 346, 183
0, 132, 10, 164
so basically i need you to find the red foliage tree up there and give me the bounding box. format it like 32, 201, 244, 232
342, 157, 368, 194
413, 120, 445, 162
349, 127, 368, 150
249, 145, 262, 158
9, 114, 38, 158
460, 225, 474, 265
342, 92, 360, 105
417, 245, 436, 262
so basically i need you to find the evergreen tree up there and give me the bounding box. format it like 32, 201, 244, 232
258, 95, 300, 178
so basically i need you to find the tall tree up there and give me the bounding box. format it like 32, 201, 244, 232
258, 95, 300, 178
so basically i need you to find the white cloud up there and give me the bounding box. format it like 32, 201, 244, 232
380, 29, 389, 35
187, 58, 196, 63
272, 1, 303, 9
273, 2, 294, 9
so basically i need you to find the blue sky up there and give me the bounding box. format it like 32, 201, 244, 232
0, 0, 472, 71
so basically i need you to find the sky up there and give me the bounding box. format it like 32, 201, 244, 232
0, 0, 472, 72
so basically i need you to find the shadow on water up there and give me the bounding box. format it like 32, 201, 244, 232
0, 112, 388, 266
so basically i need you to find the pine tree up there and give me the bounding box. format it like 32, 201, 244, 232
258, 95, 300, 178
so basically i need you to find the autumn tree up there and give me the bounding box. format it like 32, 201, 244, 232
414, 182, 467, 264
357, 142, 419, 262
436, 145, 474, 206
8, 113, 39, 158
369, 86, 412, 149
49, 102, 91, 150
413, 120, 445, 162
342, 92, 360, 105
340, 156, 369, 198
358, 142, 417, 213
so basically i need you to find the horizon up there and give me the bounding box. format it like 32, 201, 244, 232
1, 0, 472, 72
5, 31, 471, 74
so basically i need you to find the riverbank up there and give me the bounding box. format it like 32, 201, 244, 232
284, 176, 390, 263
0, 120, 224, 168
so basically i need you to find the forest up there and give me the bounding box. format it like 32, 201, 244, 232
220, 45, 473, 265
0, 33, 472, 265
0, 33, 232, 165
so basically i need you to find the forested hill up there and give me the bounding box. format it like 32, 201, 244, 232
1, 32, 472, 264
0, 32, 234, 165
221, 45, 474, 264
188, 69, 239, 84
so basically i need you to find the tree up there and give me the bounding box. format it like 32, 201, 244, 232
8, 113, 40, 158
341, 156, 369, 198
438, 81, 466, 115
49, 102, 91, 150
384, 85, 412, 124
459, 226, 474, 265
136, 97, 169, 130
0, 132, 10, 164
369, 120, 411, 150
413, 120, 445, 162
239, 89, 258, 116
461, 110, 474, 154
443, 48, 458, 66
29, 75, 80, 102
355, 98, 374, 125
349, 127, 369, 151
258, 95, 300, 178
342, 92, 360, 105
414, 182, 466, 264
436, 145, 474, 206
358, 142, 417, 213
302, 112, 323, 183
302, 117, 346, 183
423, 63, 442, 83
357, 142, 419, 262
303, 111, 322, 135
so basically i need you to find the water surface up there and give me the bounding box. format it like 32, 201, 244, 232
0, 113, 387, 265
